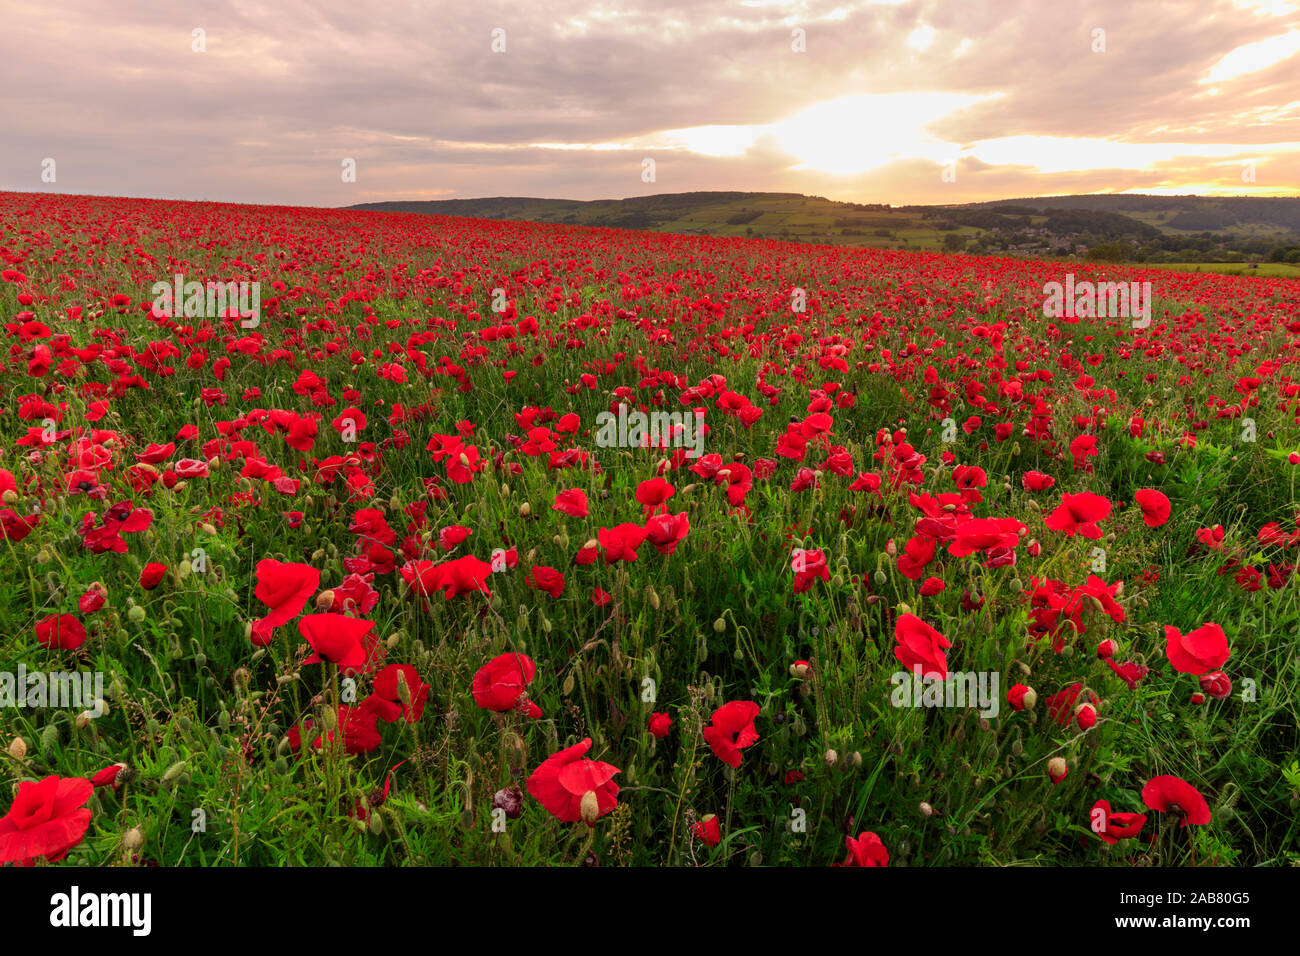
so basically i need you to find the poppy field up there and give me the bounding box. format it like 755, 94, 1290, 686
1, 190, 1298, 868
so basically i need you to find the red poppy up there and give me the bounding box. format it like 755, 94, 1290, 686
139, 562, 168, 590
599, 523, 646, 562
527, 565, 566, 598
1043, 492, 1112, 539
254, 559, 320, 627
298, 613, 376, 671
648, 712, 672, 738
90, 764, 127, 790
553, 488, 589, 518
833, 831, 889, 867
702, 700, 760, 768
526, 737, 620, 825
35, 614, 87, 651
1090, 799, 1147, 845
1198, 671, 1232, 700
692, 814, 722, 846
893, 613, 950, 680
635, 477, 675, 516
643, 511, 690, 556
0, 774, 93, 865
1022, 471, 1055, 492
1141, 775, 1211, 827
79, 583, 108, 614
1164, 622, 1230, 675
288, 703, 382, 755
369, 664, 430, 723
472, 652, 542, 718
401, 555, 493, 601
1133, 489, 1171, 527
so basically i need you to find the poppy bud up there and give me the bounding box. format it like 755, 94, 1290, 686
919, 801, 934, 817
579, 789, 600, 825
1190, 692, 1206, 705
7, 737, 26, 760
0, 489, 17, 505
884, 538, 898, 557
824, 749, 838, 767
1047, 757, 1068, 783
789, 660, 812, 679
713, 617, 726, 633
124, 827, 145, 850
520, 502, 531, 518
874, 570, 887, 585
315, 590, 335, 611
1198, 671, 1231, 700
368, 811, 385, 835
127, 605, 146, 623
1075, 703, 1097, 730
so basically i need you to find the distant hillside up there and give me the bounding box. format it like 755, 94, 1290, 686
966, 194, 1300, 234
346, 191, 1300, 264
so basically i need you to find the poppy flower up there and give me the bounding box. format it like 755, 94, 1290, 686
526, 737, 620, 825
35, 614, 87, 651
1164, 622, 1230, 675
369, 664, 430, 723
79, 583, 108, 614
527, 565, 566, 598
635, 477, 675, 516
402, 555, 493, 601
702, 700, 760, 768
1141, 775, 1211, 827
553, 488, 589, 518
648, 712, 672, 738
472, 652, 542, 718
1198, 671, 1232, 700
599, 523, 646, 563
833, 831, 889, 867
1043, 492, 1112, 539
1090, 800, 1147, 845
298, 613, 377, 671
0, 775, 94, 865
643, 511, 690, 556
288, 703, 382, 755
692, 814, 722, 846
254, 559, 320, 627
438, 525, 472, 551
1022, 471, 1055, 492
139, 562, 168, 590
791, 548, 830, 593
893, 613, 950, 680
1133, 489, 1171, 527
0, 509, 41, 542
90, 764, 127, 790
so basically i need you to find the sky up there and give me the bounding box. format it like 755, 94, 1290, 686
2, 0, 1298, 208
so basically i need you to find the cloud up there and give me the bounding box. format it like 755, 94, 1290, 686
0, 0, 1296, 205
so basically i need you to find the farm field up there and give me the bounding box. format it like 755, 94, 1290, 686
2, 190, 1299, 868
